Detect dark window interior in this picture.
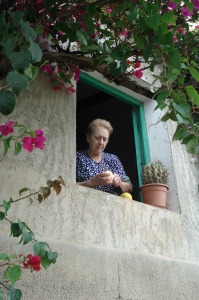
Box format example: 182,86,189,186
76,80,140,200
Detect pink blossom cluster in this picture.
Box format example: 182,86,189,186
22,254,41,271
0,121,46,153
40,64,80,93
126,60,143,79
168,0,199,17
22,129,46,152
120,29,130,38
0,121,15,136
173,27,187,43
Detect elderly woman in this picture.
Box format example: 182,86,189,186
76,118,133,196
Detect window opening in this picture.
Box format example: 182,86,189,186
76,73,150,201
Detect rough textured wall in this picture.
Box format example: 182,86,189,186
0,73,76,199
1,73,199,300
1,183,199,300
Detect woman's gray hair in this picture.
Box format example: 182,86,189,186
86,118,113,136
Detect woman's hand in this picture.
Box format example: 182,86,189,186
112,174,121,187
91,172,113,187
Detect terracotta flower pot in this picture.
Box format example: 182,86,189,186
140,183,169,208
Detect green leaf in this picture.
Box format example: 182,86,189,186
4,36,18,58
47,251,58,263
186,137,199,154
20,19,37,41
87,3,96,15
161,112,171,122
76,31,88,46
189,67,199,82
10,223,22,237
162,10,175,24
40,256,52,269
21,230,33,244
33,242,47,256
4,266,22,285
159,31,174,48
8,253,18,259
146,14,161,31
24,65,38,80
172,101,191,118
0,212,5,220
157,90,169,101
35,25,44,35
14,142,22,155
8,286,22,300
7,71,29,96
168,49,181,71
9,11,24,23
190,60,198,68
9,52,31,73
3,200,11,213
0,253,8,260
143,44,152,62
185,86,199,107
3,137,12,155
176,113,187,124
0,91,16,115
19,187,30,196
18,220,26,231
29,39,42,63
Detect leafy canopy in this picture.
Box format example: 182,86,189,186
0,0,199,155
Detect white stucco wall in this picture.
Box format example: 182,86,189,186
1,73,199,299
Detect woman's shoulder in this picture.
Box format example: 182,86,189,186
103,152,119,160
76,150,87,158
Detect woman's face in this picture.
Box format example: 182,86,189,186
87,126,109,156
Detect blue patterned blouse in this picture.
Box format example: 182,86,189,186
76,150,131,195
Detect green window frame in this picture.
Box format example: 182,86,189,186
79,72,151,197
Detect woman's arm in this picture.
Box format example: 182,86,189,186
112,174,133,194
77,172,113,188
118,181,133,193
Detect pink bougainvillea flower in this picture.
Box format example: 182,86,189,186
80,22,86,30
73,67,80,82
107,8,112,13
0,121,15,136
173,35,178,43
22,129,46,152
181,7,194,17
168,1,178,10
178,27,186,35
134,61,141,69
23,254,41,272
34,136,46,150
120,29,129,38
193,0,199,10
67,85,76,93
195,24,199,29
40,64,53,75
22,137,34,152
34,129,46,150
132,69,143,79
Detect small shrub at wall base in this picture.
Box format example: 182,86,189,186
140,160,169,208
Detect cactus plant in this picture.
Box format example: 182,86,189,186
142,160,168,185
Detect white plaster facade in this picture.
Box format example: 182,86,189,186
0,73,199,299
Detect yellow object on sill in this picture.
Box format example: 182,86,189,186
120,192,133,200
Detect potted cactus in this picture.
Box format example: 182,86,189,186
140,160,169,208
